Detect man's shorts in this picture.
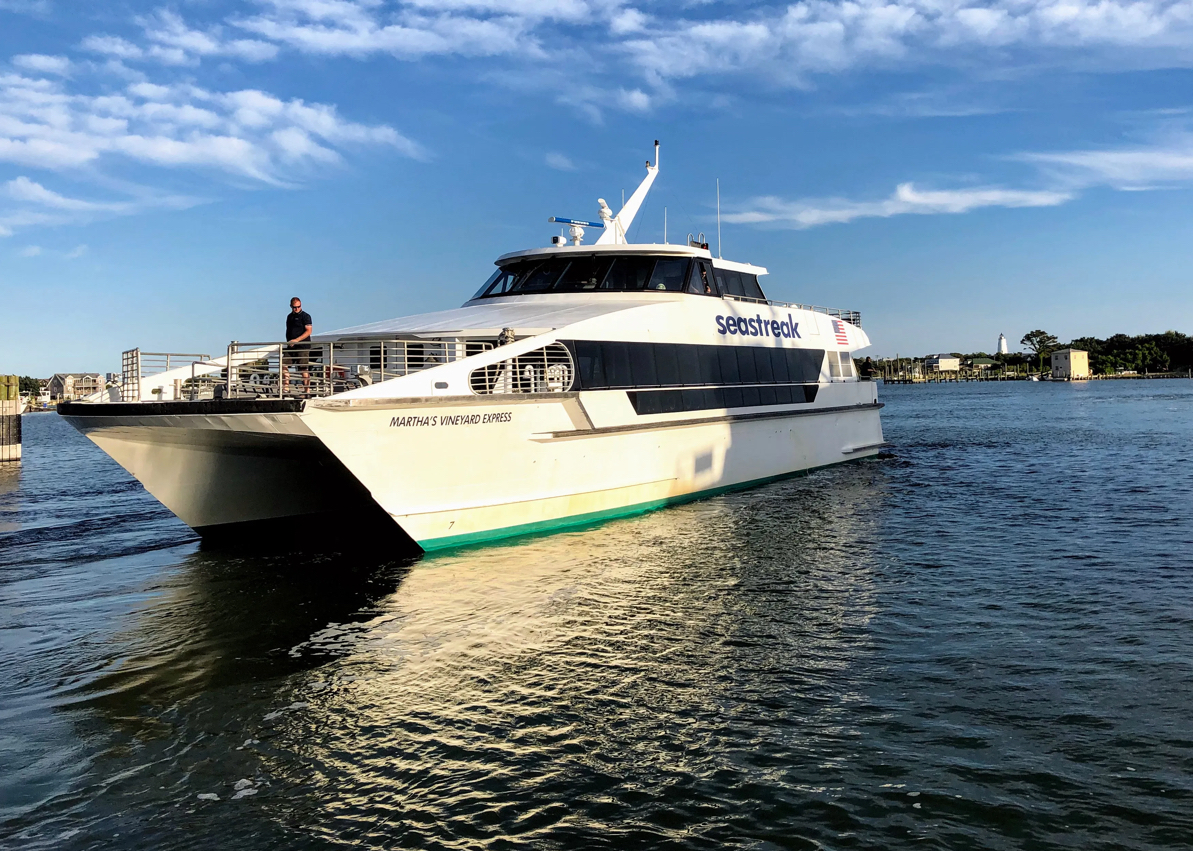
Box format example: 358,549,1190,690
285,343,311,368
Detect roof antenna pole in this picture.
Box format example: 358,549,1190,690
717,178,722,259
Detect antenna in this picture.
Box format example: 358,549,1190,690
716,178,722,259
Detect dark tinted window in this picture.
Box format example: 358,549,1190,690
512,259,569,292
686,261,715,295
740,274,766,299
602,257,655,290
718,269,745,297
628,343,658,387
556,256,614,291
718,347,740,383
736,347,758,383
754,347,775,383
561,340,827,391
473,267,517,298
771,348,790,382
698,346,723,385
602,342,634,387
654,343,681,386
573,340,604,389
677,348,702,385
647,258,691,291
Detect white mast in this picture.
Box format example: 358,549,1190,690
596,140,659,245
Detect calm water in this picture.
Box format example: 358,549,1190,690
2,380,1192,850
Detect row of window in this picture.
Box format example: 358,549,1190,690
473,255,766,300
560,340,826,390
629,384,820,416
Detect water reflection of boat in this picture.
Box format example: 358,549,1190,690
59,142,883,553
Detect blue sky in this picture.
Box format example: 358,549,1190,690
2,0,1192,375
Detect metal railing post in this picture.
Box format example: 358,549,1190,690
227,342,235,398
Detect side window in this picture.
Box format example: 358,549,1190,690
655,344,681,386
685,261,716,295
698,346,723,385
720,270,745,297
647,258,691,291
602,257,656,291
628,343,658,387
828,351,843,378
572,340,604,389
601,342,634,387
839,353,854,377
474,266,517,298
740,274,766,300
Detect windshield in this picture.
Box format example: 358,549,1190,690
473,255,763,299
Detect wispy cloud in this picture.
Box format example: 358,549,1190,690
545,151,576,171
726,182,1073,228
18,244,41,256
0,175,197,236
65,243,86,258
12,53,70,75
1022,133,1193,189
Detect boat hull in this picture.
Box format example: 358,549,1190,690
61,386,883,552
301,385,884,550
59,400,414,550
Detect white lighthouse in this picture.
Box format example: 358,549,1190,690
998,333,1008,355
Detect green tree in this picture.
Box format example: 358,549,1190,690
18,376,41,394
1020,330,1059,373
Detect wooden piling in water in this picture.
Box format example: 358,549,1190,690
0,376,22,462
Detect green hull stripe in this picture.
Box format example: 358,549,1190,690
414,453,878,552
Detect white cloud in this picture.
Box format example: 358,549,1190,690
18,244,41,256
5,175,118,210
725,182,1072,228
617,0,1193,85
545,151,576,170
0,175,198,236
0,73,423,187
610,8,647,35
65,243,87,258
12,54,70,75
233,1,540,59
81,35,144,60
1022,134,1193,189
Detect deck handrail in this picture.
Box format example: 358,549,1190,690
722,295,861,328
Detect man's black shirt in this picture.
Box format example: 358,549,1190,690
286,310,312,343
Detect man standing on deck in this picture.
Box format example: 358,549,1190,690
284,297,313,395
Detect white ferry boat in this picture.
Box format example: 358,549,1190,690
60,143,884,552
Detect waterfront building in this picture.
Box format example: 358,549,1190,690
1050,349,1089,380
924,354,960,372
968,357,997,371
47,373,102,401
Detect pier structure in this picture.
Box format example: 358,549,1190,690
1,375,21,462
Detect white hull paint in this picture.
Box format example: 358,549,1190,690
301,384,883,549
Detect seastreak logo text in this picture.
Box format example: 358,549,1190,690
716,313,801,339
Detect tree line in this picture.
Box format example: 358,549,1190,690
1016,330,1191,374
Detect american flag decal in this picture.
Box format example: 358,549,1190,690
832,319,849,345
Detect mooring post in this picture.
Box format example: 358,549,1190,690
0,375,21,463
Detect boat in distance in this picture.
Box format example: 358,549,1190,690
60,142,885,552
